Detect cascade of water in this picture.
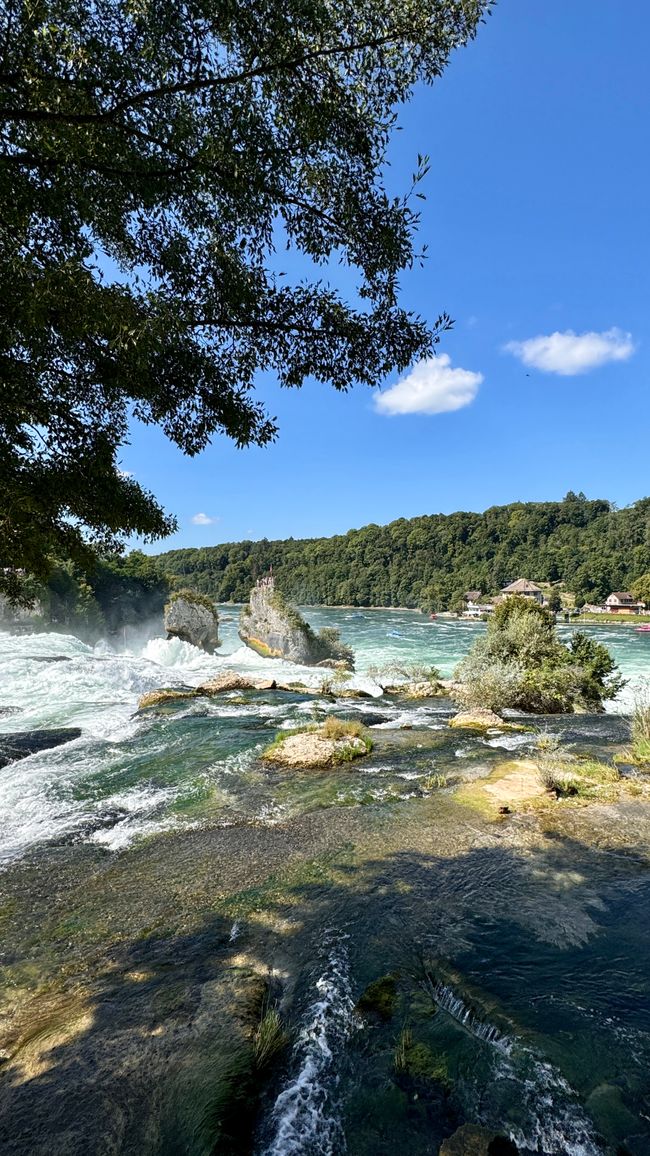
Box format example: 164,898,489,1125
424,975,601,1155
424,974,510,1050
260,932,357,1156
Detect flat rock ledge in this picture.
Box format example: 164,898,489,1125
449,708,505,729
262,731,370,769
383,679,445,700
137,672,372,711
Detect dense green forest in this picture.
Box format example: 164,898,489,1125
155,494,650,611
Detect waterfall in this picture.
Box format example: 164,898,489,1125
423,973,510,1050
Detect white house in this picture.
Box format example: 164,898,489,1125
604,592,644,615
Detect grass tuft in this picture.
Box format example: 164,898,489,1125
252,1007,289,1070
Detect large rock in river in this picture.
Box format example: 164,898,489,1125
449,708,505,729
239,581,354,668
0,728,82,768
262,721,371,768
164,591,220,653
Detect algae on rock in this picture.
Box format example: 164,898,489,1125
239,580,354,668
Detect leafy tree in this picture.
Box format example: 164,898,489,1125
547,588,562,613
632,574,650,607
154,495,650,609
1,0,492,596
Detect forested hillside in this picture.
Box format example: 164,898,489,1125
155,494,650,610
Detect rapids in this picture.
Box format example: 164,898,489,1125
1,610,650,1155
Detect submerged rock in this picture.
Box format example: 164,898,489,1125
239,580,354,668
164,590,220,653
440,1125,518,1156
449,708,505,729
0,728,82,768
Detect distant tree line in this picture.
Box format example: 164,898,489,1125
155,493,650,610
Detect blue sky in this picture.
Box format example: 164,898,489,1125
126,0,650,551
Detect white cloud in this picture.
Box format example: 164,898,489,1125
374,354,483,416
118,469,134,478
191,512,218,526
504,327,635,376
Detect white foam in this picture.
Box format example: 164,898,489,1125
262,933,356,1155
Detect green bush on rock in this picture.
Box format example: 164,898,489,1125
454,597,625,714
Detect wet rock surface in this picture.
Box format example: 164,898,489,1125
0,728,82,768
449,708,505,729
262,729,370,769
440,1124,518,1156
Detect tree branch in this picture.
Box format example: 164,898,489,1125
0,29,408,124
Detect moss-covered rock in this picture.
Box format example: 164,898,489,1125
356,974,397,1020
262,717,372,768
239,582,354,668
440,1124,518,1156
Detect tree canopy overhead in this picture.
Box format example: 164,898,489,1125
0,0,492,597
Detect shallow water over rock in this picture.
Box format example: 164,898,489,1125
1,617,650,1154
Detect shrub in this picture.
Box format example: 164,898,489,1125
454,596,624,714
535,736,619,798
626,689,650,764
317,626,355,668
367,660,441,687
453,653,525,712
321,716,366,741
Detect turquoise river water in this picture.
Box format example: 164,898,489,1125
1,610,650,1156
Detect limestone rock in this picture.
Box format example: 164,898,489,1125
384,680,443,700
263,732,369,769
239,582,354,668
198,673,277,694
439,1124,518,1156
449,708,505,729
138,688,197,710
164,592,220,653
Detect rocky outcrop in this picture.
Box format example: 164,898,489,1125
383,679,444,700
164,591,220,653
239,582,354,668
262,722,371,769
449,708,505,729
0,728,82,769
137,689,197,710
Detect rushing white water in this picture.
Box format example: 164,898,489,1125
261,933,357,1156
0,609,648,865
425,977,601,1155
425,977,510,1050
